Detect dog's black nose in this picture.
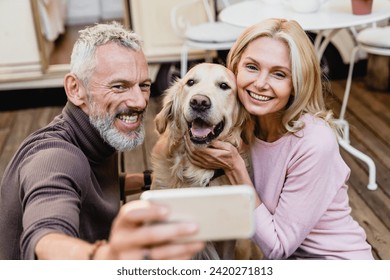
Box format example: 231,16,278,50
190,94,211,111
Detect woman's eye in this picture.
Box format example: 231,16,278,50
186,79,195,87
246,64,258,71
219,82,230,90
273,72,287,79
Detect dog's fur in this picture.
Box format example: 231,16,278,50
150,63,262,260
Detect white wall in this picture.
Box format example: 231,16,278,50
0,1,40,65
66,0,124,25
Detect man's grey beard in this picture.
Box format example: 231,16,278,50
88,103,145,152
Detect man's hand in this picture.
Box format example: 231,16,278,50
96,200,205,260
35,200,204,260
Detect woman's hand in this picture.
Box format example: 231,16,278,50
99,200,205,260
185,136,255,188
184,137,241,171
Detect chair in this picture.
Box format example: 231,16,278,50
170,0,243,77
337,25,390,191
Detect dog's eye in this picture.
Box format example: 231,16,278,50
186,79,195,87
219,83,230,90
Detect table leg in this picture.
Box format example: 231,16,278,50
314,29,342,60
338,139,378,191
335,44,377,191
340,46,359,120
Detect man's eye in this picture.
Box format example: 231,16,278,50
219,82,230,90
140,83,151,91
186,79,195,87
140,83,152,88
112,84,125,90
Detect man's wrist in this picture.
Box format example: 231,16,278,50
143,170,153,191
89,240,107,260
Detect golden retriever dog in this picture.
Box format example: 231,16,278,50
150,63,262,260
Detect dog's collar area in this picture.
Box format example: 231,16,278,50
209,168,225,183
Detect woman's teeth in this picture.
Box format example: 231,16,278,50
249,91,271,101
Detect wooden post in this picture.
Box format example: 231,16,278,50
365,54,390,91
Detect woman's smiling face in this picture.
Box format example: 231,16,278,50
236,36,293,118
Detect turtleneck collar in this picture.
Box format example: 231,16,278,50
62,101,116,163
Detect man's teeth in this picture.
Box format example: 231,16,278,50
249,92,271,101
118,114,138,123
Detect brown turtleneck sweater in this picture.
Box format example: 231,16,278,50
0,102,120,259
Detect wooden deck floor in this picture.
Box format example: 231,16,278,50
327,78,390,260
0,76,389,259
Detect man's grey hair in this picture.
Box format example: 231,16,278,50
70,21,143,85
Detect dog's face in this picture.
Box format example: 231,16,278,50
156,63,243,145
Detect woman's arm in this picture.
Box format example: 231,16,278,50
252,127,348,259
185,138,262,206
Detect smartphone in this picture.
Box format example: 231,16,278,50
140,185,256,242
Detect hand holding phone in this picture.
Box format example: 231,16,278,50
140,185,255,242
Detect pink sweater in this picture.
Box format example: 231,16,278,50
251,114,373,259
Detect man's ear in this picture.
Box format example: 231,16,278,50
64,73,86,107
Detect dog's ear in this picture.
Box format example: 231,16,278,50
154,80,180,134
155,94,172,134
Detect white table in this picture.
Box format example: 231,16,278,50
219,0,390,59
219,0,390,190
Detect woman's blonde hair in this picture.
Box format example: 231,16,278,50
227,18,340,139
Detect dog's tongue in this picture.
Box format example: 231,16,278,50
191,121,213,138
